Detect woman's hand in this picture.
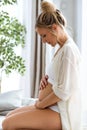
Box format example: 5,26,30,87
40,75,49,90
35,100,44,109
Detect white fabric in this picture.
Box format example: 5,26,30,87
46,37,81,130
49,104,60,113
0,116,5,130
0,90,23,111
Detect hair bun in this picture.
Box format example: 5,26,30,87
41,1,56,13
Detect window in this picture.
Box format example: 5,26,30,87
1,1,23,92
1,0,32,97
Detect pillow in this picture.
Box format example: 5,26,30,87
0,110,13,116
22,98,38,106
0,89,23,112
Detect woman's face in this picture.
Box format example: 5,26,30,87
36,27,57,47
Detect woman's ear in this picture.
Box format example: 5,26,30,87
52,24,57,31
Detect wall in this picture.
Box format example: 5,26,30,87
53,0,82,50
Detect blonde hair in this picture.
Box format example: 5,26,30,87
35,1,67,29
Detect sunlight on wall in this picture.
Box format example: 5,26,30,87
81,0,87,111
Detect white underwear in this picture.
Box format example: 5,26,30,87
49,104,60,113
31,98,60,113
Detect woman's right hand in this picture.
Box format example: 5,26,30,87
40,75,49,90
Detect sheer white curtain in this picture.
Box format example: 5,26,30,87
1,1,24,92
19,0,32,97
81,0,87,127
81,0,87,110
1,0,32,97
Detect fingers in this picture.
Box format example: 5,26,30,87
40,80,46,89
40,75,49,90
42,75,48,86
45,75,49,80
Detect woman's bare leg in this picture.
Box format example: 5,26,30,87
7,83,53,118
6,105,37,117
2,106,62,130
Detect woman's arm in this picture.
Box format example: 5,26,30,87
38,82,53,101
36,82,61,109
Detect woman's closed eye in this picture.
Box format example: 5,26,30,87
42,34,46,38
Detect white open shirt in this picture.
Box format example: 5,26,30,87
46,37,81,130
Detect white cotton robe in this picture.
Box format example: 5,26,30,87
46,37,82,130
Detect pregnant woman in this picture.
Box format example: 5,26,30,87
2,1,81,130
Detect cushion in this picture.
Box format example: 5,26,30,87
0,116,5,129
0,110,12,116
22,98,38,106
0,89,23,115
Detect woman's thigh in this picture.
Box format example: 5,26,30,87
2,107,62,130
6,105,37,117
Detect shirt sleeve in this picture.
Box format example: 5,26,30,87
52,48,79,101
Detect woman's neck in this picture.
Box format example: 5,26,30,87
57,31,69,47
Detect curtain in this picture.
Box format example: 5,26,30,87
1,0,24,93
81,0,87,127
18,0,32,97
30,0,46,98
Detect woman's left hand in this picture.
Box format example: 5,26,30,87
40,75,49,90
35,100,44,109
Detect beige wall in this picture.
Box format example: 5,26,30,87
53,0,82,50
